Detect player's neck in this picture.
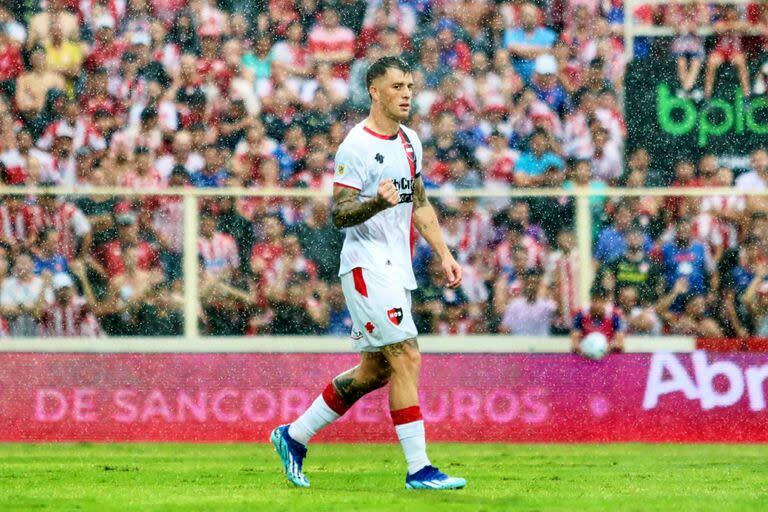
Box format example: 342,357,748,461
365,109,400,137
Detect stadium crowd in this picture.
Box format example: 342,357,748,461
0,0,768,338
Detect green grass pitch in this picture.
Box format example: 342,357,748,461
0,443,766,511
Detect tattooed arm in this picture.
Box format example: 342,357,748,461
411,177,463,288
331,181,400,229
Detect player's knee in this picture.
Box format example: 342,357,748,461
391,347,421,375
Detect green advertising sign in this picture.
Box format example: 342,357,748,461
626,59,768,167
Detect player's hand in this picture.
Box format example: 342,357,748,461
441,253,463,289
374,180,400,209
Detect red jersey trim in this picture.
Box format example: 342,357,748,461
363,126,399,140
333,182,361,191
352,267,368,297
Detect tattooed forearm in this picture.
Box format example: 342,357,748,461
412,176,429,209
332,186,387,229
332,366,389,403
381,338,419,358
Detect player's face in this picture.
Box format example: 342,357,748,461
373,68,414,122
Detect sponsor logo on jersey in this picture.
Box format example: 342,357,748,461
351,329,364,340
387,308,403,326
375,153,384,164
391,177,414,204
364,322,376,333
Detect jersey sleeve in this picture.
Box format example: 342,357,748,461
333,143,367,191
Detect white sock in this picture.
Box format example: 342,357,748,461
395,420,431,475
288,385,348,445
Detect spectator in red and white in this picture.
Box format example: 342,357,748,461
454,197,493,262
476,130,519,210
250,214,286,283
27,0,79,49
125,79,178,132
1,128,53,185
154,130,204,178
704,5,751,101
120,146,166,189
545,228,579,334
0,252,46,336
81,68,120,118
287,149,334,191
198,212,240,279
38,267,104,338
307,7,355,79
272,21,313,79
38,99,107,154
113,105,163,156
0,24,24,97
736,149,768,212
590,126,622,185
429,75,475,128
43,125,77,185
96,208,159,278
563,89,622,160
85,15,127,76
34,194,91,259
561,5,599,66
682,170,740,263
0,195,39,254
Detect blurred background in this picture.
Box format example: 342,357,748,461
0,0,768,443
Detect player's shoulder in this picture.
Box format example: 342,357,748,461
336,123,370,158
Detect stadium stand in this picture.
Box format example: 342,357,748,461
0,0,767,342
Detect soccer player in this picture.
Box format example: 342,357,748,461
270,56,466,490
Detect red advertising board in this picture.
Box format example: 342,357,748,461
1,352,767,442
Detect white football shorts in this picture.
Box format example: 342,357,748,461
340,266,418,352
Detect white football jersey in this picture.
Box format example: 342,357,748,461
333,121,422,290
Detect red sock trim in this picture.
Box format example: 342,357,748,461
321,383,353,416
391,406,422,426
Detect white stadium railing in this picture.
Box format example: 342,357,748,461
0,185,753,352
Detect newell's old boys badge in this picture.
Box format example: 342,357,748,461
387,308,403,326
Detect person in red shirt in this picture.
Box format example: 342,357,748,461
96,211,159,278
429,75,476,126
0,28,23,97
307,7,355,80
84,15,127,75
250,215,286,281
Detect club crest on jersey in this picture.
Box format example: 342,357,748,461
375,153,384,164
387,308,403,326
337,164,345,175
364,321,376,333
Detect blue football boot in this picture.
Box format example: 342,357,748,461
270,424,310,488
405,465,466,490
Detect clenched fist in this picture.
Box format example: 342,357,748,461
375,180,400,208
